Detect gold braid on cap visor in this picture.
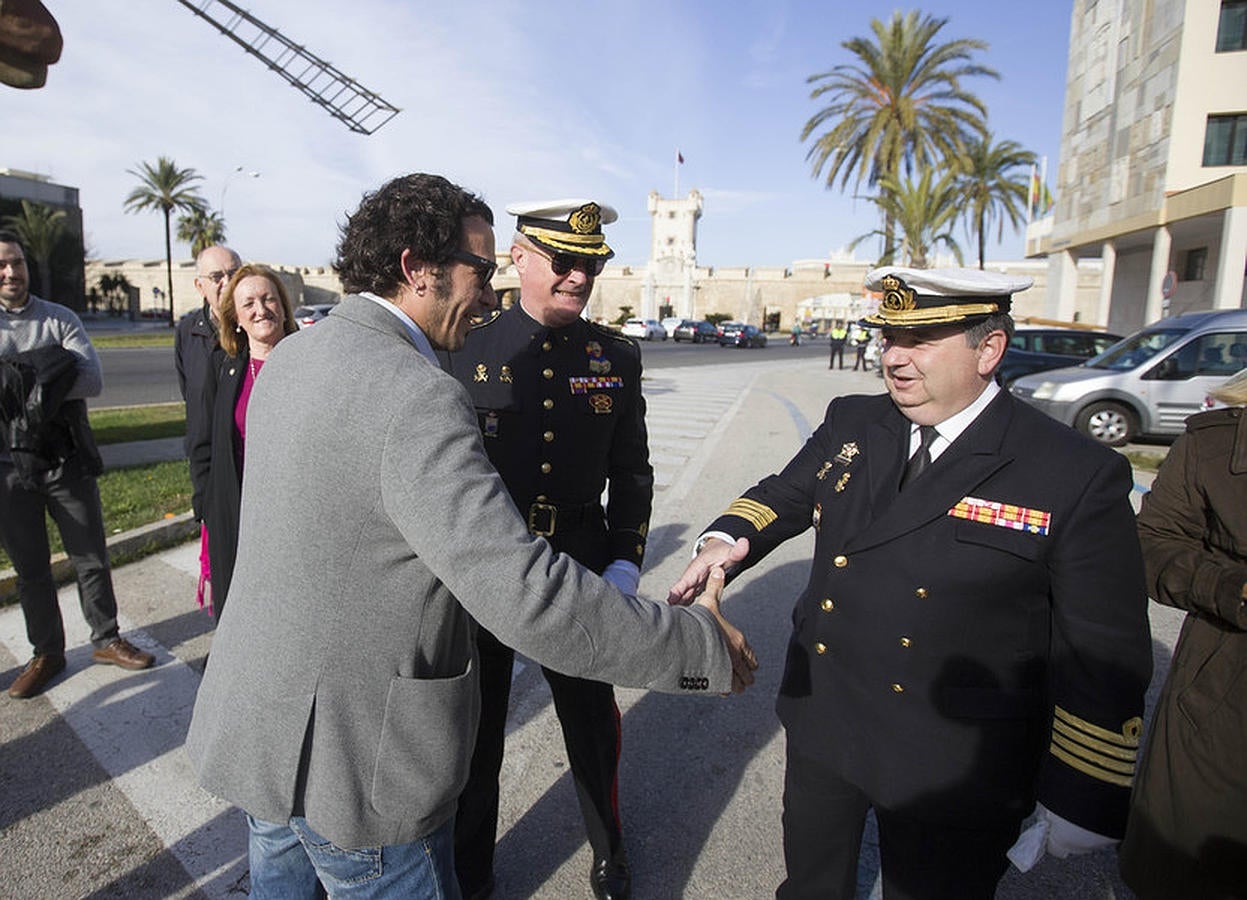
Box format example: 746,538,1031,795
519,224,614,256
862,302,1002,326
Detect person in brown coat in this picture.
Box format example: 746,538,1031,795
1119,368,1247,899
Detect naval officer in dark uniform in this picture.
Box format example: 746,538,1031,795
669,268,1154,899
442,199,650,900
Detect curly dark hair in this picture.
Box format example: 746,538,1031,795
333,173,494,296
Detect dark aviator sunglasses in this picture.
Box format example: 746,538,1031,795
533,245,607,277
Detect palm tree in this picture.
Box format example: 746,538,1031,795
955,134,1036,269
3,199,66,300
176,205,227,259
124,157,205,324
850,168,964,269
800,10,996,259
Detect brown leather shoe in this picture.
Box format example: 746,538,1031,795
8,653,67,699
92,637,155,671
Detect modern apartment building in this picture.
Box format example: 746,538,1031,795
1031,0,1247,333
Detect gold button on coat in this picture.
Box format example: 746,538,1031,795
542,368,554,379
540,463,551,474
833,555,848,568
815,643,827,655
543,398,554,410
891,683,905,693
899,637,912,648
541,340,552,352
543,431,554,442
915,587,929,599
821,598,835,612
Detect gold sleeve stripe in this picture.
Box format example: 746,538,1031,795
1050,732,1136,775
1051,718,1138,762
723,499,778,532
1049,742,1134,788
1053,707,1142,748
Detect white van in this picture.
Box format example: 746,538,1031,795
1009,309,1247,446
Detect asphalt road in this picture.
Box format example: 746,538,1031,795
94,333,840,408
0,359,1172,899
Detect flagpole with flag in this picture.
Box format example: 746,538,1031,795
674,149,683,198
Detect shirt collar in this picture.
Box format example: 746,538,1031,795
358,291,438,365
911,380,1000,460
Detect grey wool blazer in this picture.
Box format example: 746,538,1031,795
185,295,731,849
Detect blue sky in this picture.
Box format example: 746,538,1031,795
6,0,1074,269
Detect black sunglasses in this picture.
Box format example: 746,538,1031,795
533,245,607,277
448,250,498,287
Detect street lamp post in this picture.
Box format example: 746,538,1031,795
219,165,260,219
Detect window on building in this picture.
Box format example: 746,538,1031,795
1217,1,1247,52
1182,247,1208,281
1203,113,1247,166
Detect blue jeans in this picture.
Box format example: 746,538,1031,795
247,814,460,900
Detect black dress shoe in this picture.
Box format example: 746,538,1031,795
590,854,631,900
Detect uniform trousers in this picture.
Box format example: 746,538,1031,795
778,743,1022,900
455,629,622,888
455,523,622,894
0,463,119,656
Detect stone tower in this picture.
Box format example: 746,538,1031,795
644,189,702,319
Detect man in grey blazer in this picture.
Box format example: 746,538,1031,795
184,173,756,900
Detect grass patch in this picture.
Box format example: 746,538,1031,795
90,403,186,444
0,460,192,571
90,331,176,349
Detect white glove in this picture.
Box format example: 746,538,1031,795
1007,803,1116,873
602,559,640,598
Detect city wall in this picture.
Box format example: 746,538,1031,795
86,256,1108,330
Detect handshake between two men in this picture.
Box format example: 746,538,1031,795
670,536,758,695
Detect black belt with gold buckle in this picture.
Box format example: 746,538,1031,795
527,501,598,537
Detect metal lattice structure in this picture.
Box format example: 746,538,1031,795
174,0,400,135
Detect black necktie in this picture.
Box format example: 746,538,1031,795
900,425,939,491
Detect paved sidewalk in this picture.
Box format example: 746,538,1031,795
0,359,1173,899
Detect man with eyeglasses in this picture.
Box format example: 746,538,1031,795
186,176,755,899
175,245,241,475
442,199,650,900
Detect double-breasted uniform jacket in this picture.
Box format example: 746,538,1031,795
1119,406,1247,898
441,303,652,571
185,296,729,851
187,347,247,613
706,389,1152,835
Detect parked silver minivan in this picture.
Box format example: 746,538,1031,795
1009,309,1247,446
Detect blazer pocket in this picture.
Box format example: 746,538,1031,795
954,520,1043,561
370,661,479,818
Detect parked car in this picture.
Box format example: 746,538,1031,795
1009,309,1247,446
621,318,667,340
719,322,768,348
294,303,337,328
673,320,718,343
997,325,1123,386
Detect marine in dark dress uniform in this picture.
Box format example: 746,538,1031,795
668,267,1153,900
443,199,651,900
